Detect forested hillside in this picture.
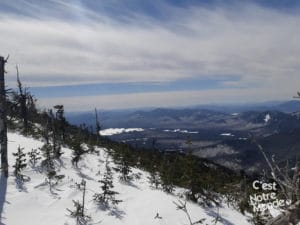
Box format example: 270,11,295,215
0,62,259,225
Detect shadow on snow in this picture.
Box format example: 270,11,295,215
0,174,7,225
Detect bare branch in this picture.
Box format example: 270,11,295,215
173,199,206,225
266,200,300,225
249,135,291,200
4,54,9,63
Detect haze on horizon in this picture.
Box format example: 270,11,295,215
1,0,300,111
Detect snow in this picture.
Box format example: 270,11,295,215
264,114,271,123
163,129,199,134
0,132,252,225
100,128,144,136
220,133,235,137
238,137,248,140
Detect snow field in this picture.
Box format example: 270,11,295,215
0,132,251,225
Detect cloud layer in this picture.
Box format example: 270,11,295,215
0,0,299,109
38,87,291,111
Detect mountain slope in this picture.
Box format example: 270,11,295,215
0,132,251,225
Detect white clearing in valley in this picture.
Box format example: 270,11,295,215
100,128,144,136
264,114,271,123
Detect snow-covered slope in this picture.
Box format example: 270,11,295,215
0,132,251,225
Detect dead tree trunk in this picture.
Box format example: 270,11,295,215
16,65,28,133
95,108,101,143
0,56,8,177
82,179,86,218
252,138,300,225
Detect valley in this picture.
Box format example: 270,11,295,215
67,101,300,172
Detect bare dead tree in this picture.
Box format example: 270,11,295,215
251,137,300,225
266,200,300,225
173,199,206,225
0,55,8,177
15,65,29,133
95,108,101,143
293,91,300,99
68,179,90,225
253,92,300,225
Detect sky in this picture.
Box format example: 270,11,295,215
0,0,300,111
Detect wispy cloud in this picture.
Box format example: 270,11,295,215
38,87,291,111
0,0,299,109
29,76,239,98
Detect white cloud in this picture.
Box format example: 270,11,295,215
0,0,299,108
38,87,293,111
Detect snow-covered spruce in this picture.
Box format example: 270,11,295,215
12,145,27,180
93,157,122,208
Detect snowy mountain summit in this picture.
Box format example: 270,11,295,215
0,132,251,225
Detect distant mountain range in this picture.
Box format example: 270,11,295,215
66,100,300,128
66,100,300,172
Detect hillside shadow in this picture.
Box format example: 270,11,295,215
76,170,94,181
15,175,31,192
0,174,7,225
119,180,140,190
108,206,126,220
206,209,234,225
15,178,27,192
96,203,126,220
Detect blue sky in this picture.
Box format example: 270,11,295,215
0,0,300,111
30,76,241,98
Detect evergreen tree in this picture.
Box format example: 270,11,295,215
114,148,133,182
26,92,38,125
183,152,203,202
40,143,64,190
40,110,51,145
146,151,162,189
86,125,96,152
115,158,133,182
49,109,63,159
160,157,175,193
148,170,161,189
70,140,85,167
93,159,121,207
147,157,161,189
13,145,27,179
40,143,55,183
41,143,54,172
27,148,42,167
53,105,67,142
95,108,101,144
182,138,203,202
